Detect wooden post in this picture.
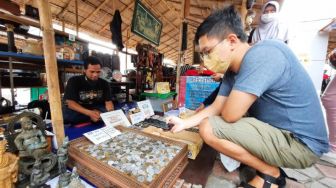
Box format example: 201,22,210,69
5,24,15,106
36,0,65,146
241,0,248,28
176,0,187,105
75,0,79,36
126,30,129,70
62,19,65,32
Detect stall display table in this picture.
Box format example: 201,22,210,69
68,126,188,188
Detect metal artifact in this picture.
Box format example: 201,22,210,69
30,159,50,187
57,171,71,188
68,167,85,188
57,137,69,174
6,112,57,178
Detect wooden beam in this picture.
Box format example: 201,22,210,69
0,11,40,28
184,0,190,18
79,0,109,26
57,0,73,18
161,0,181,19
0,0,20,15
75,0,78,35
36,0,65,146
0,10,84,41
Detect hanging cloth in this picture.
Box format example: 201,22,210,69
110,10,124,51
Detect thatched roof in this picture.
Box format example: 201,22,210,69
7,0,270,64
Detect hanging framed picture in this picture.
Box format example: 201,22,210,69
131,0,162,45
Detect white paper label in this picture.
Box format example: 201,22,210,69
100,109,131,127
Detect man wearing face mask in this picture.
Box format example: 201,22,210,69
166,5,328,188
251,1,289,44
63,56,114,124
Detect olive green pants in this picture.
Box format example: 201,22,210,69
210,117,319,169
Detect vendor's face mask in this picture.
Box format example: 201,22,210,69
202,39,231,74
261,13,278,24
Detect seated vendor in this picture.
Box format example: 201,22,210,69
62,56,114,124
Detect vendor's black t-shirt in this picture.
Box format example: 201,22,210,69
63,75,112,109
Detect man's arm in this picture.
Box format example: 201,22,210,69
221,90,257,123
105,101,114,112
168,95,226,132
203,85,220,106
66,100,100,121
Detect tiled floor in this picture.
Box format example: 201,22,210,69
204,152,336,188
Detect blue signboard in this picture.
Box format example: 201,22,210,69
184,76,220,110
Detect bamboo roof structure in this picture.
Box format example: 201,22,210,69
7,0,270,64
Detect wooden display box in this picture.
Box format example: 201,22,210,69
143,126,203,160
68,126,188,188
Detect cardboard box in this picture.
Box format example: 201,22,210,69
143,126,203,160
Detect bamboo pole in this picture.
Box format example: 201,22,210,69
36,0,65,146
75,0,79,36
176,0,187,105
5,24,15,107
241,0,247,28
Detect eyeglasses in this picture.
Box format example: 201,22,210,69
200,39,225,60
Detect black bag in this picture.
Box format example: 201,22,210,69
0,97,13,114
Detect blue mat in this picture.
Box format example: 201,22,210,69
64,122,104,141
63,102,137,141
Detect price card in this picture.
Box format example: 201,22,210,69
137,100,154,118
100,110,131,127
83,126,121,145
129,111,145,125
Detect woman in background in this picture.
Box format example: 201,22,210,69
322,49,336,154
251,1,289,44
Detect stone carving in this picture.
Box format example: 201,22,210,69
57,137,69,174
0,140,19,188
56,137,72,188
30,159,50,187
68,167,85,188
7,112,56,177
14,116,48,159
57,171,71,188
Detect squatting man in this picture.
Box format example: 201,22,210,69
166,5,328,188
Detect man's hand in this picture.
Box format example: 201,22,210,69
166,116,186,133
211,73,223,82
88,109,101,122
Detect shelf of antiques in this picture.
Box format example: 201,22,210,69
68,126,188,188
